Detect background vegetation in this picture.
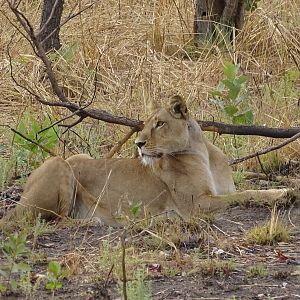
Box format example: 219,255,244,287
0,0,299,180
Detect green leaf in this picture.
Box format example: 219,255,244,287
0,268,8,277
210,98,225,111
215,81,225,93
14,114,58,158
223,62,240,80
30,117,41,139
48,261,61,277
45,282,55,291
130,201,142,217
226,83,241,100
211,90,222,97
232,110,254,124
224,105,238,117
16,262,31,273
61,41,80,62
55,282,63,289
15,121,26,146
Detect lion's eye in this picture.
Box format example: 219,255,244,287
155,121,165,128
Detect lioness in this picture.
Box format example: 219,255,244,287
1,96,288,227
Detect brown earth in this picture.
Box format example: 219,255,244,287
0,187,300,300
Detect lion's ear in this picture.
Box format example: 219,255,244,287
169,95,189,119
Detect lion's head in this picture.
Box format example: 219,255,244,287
135,96,202,166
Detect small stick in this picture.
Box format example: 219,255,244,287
106,128,137,158
229,131,300,165
121,231,127,300
104,264,114,288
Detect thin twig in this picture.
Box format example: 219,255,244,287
1,124,56,156
106,128,136,158
229,131,300,165
104,264,114,288
121,231,127,300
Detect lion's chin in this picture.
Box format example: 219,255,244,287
139,153,161,167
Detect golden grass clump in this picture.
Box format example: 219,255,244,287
247,206,291,245
0,0,299,166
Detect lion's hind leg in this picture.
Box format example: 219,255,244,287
0,157,76,228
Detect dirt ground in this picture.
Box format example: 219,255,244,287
0,177,300,300
1,201,299,300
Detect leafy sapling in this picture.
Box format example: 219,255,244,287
0,232,31,294
210,62,254,125
14,113,59,163
45,261,67,295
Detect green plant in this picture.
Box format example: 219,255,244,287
248,264,268,277
263,68,299,111
123,268,152,300
232,169,246,186
45,261,67,295
14,113,58,163
31,214,53,250
49,40,80,63
210,62,254,125
0,232,31,294
99,238,118,272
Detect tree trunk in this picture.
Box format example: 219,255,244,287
194,0,246,45
38,0,64,52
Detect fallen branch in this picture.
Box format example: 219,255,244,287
229,131,300,165
120,231,128,300
198,121,300,138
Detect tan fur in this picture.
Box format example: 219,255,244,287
1,96,289,227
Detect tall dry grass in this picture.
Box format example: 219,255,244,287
0,0,299,169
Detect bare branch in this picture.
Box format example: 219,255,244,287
229,131,300,165
199,121,300,138
61,117,86,134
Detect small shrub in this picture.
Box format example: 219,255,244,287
210,62,254,125
14,113,58,165
123,268,152,300
45,261,67,295
0,232,31,294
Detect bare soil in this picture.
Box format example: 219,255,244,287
1,190,300,300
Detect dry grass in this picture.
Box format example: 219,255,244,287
0,0,299,170
247,205,292,245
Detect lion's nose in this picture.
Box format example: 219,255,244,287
136,141,146,149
